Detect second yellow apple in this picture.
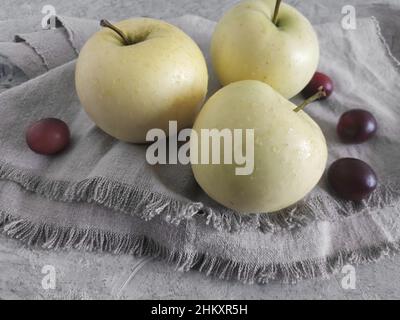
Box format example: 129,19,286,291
211,0,319,99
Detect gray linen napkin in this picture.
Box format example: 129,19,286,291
0,14,399,284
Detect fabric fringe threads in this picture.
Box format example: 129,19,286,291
0,210,398,284
0,161,400,235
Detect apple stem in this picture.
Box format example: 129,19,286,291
272,0,282,25
294,86,327,112
100,19,131,46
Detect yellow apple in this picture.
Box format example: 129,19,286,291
191,80,327,213
211,0,319,99
75,18,208,143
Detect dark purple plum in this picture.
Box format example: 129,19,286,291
337,109,377,144
26,118,70,155
327,158,377,201
302,72,333,99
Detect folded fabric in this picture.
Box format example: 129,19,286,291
0,14,399,283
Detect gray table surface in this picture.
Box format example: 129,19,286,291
1,0,400,300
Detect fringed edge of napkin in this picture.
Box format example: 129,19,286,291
1,161,400,235
0,209,397,284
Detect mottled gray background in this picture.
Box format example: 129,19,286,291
1,0,400,300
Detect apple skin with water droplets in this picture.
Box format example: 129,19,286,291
75,18,208,143
191,80,327,213
211,0,320,99
26,118,70,155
